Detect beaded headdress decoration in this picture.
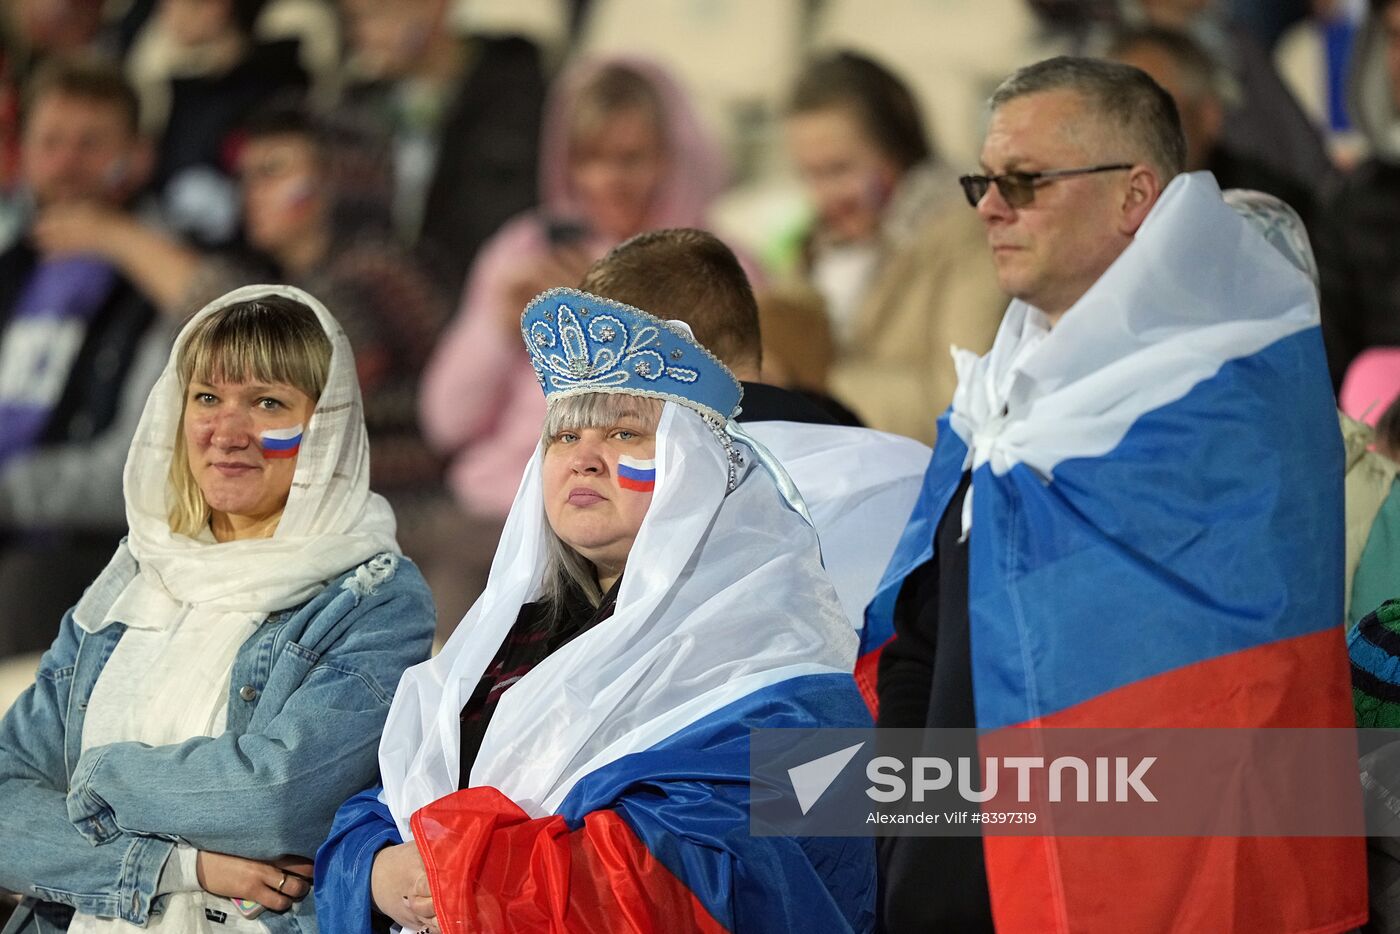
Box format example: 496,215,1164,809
522,288,743,423
522,287,746,487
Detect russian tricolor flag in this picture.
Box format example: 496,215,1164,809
617,455,656,492
317,673,876,933
260,424,303,459
866,175,1365,933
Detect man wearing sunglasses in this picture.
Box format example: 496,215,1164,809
873,56,1361,933
958,62,1177,325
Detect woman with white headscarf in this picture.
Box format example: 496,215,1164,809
318,289,875,933
0,285,435,933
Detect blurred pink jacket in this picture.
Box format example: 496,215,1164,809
1340,347,1400,427
419,56,738,517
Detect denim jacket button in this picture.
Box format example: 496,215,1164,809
238,685,258,702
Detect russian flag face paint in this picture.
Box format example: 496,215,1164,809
260,424,304,459
616,455,656,493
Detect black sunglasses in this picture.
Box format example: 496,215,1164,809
958,163,1134,208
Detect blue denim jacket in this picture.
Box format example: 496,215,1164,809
0,545,435,933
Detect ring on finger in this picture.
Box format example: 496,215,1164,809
276,871,287,895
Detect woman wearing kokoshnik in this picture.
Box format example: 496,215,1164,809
0,284,434,933
317,288,876,932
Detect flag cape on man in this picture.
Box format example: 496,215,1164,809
867,173,1365,933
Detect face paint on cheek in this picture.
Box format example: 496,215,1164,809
260,424,304,459
616,455,656,492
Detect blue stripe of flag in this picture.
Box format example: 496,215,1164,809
617,461,656,484
262,433,302,452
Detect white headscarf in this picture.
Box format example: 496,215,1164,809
76,283,399,633
380,402,855,836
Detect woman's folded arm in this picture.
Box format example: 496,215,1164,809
64,578,434,859
0,613,178,924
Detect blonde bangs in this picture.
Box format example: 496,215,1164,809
178,300,331,402
542,392,663,445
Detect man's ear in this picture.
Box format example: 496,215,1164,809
1118,164,1163,236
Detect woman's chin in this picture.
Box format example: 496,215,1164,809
200,488,254,514
201,491,278,524
566,539,629,571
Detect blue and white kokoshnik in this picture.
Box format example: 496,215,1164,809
522,288,742,423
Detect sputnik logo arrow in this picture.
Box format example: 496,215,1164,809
788,742,866,815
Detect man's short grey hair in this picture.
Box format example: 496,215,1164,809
989,55,1187,181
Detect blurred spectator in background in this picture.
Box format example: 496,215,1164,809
338,0,546,295
420,56,732,520
0,59,170,657
1132,0,1336,188
1380,393,1400,461
124,0,308,247
1227,0,1313,51
1271,0,1366,166
34,99,449,509
1047,0,1334,191
1107,26,1319,227
1316,0,1400,388
575,0,806,175
2,0,110,62
774,51,1004,444
1341,347,1400,426
0,0,113,245
35,97,469,629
